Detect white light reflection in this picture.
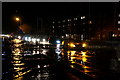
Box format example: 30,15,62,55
42,49,47,55
56,40,60,44
37,51,39,54
56,44,60,48
18,36,21,39
25,37,28,41
28,37,31,42
33,50,36,55
38,65,40,68
37,38,40,42
43,39,46,42
32,38,36,43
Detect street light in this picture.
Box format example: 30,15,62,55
16,17,20,21
15,17,21,26
15,17,23,34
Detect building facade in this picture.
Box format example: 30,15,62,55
49,15,93,40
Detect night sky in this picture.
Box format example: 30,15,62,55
2,2,117,34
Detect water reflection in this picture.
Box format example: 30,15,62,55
3,37,118,80
66,49,96,78
34,64,52,80
11,39,32,79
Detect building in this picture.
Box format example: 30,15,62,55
92,2,120,41
49,15,93,40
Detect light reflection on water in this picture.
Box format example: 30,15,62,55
11,43,26,79
66,49,96,78
3,38,100,80
9,39,55,80
35,64,51,80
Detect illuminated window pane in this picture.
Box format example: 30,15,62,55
68,19,70,22
89,21,92,24
53,26,54,28
63,20,65,22
118,28,120,30
81,16,85,19
74,18,77,20
118,14,120,17
53,21,55,24
118,21,120,24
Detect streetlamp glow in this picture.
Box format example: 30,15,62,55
16,17,20,21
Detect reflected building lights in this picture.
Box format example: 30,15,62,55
28,37,31,41
81,51,86,56
42,49,47,55
11,41,28,79
82,43,87,47
68,43,75,47
43,39,46,42
12,39,22,43
70,51,76,56
37,38,40,42
82,57,87,62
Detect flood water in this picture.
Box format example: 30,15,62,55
2,38,120,80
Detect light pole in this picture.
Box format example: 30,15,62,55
15,17,22,34
15,17,21,26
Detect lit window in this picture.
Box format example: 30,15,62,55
81,35,83,40
112,34,115,37
112,34,117,37
74,18,77,20
68,19,71,22
66,34,69,37
118,21,120,24
118,14,120,17
68,19,70,22
118,28,120,31
83,16,85,18
81,16,85,19
89,21,92,24
63,20,65,22
81,17,83,19
53,26,54,28
53,21,55,24
74,18,75,20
